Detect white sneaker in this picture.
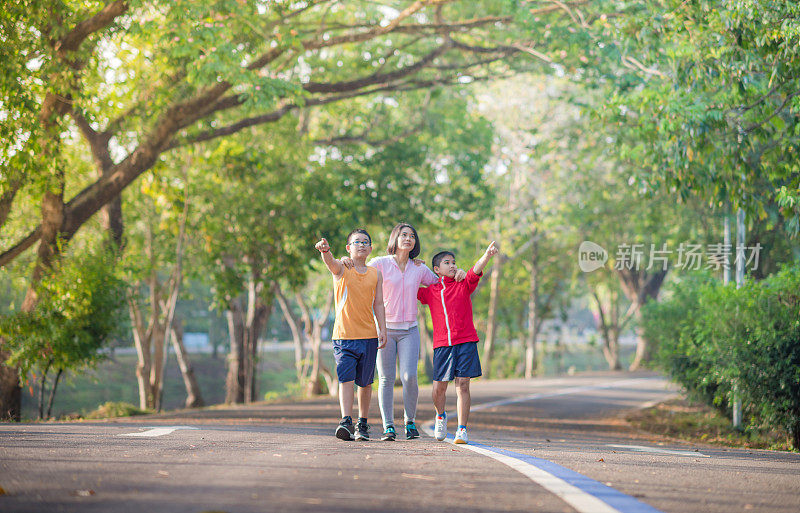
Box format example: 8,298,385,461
454,427,469,444
434,413,447,441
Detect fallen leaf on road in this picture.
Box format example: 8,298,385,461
157,471,169,478
0,486,5,495
597,458,605,462
72,489,95,497
401,473,436,481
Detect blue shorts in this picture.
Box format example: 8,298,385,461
333,338,379,387
433,342,482,382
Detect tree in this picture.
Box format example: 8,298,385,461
123,161,203,410
1,0,547,417
594,1,800,231
0,244,127,419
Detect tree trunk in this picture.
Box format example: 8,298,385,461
297,290,334,396
0,347,22,421
592,290,621,371
524,231,539,379
38,361,52,420
225,299,245,404
418,310,434,382
616,268,667,371
274,283,306,381
482,255,503,379
169,320,204,408
151,327,168,411
129,292,153,410
46,368,63,419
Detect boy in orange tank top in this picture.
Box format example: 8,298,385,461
315,229,387,441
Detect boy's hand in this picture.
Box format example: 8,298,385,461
341,256,354,268
315,238,330,253
377,329,387,349
454,268,467,281
472,241,498,276
413,258,425,266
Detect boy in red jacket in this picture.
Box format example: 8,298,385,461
417,241,498,444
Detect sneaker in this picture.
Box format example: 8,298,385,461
454,427,469,444
355,420,370,441
434,413,447,441
405,421,420,440
381,425,396,441
336,417,355,441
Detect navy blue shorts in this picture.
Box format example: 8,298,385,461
433,342,482,382
333,338,379,387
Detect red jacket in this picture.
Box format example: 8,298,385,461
417,268,482,348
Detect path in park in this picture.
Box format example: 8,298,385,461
1,371,799,513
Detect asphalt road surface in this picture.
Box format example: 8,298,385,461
2,371,799,513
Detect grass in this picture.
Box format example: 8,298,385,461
627,397,794,452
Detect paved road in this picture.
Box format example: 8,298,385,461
1,371,798,513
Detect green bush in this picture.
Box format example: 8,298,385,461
0,245,128,417
84,401,150,419
643,266,800,450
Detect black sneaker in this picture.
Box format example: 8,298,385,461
381,425,396,441
336,417,355,441
355,420,370,441
405,421,420,439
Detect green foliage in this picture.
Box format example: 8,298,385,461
642,273,722,406
644,266,800,449
83,401,150,419
0,244,128,378
590,1,800,232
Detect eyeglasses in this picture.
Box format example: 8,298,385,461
349,241,371,247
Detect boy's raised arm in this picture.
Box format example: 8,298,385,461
315,238,343,277
373,272,388,349
473,240,499,275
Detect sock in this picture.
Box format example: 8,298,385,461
458,425,467,430
358,417,367,425
437,411,446,419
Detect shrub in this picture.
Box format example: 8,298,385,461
0,245,128,418
643,266,800,450
84,401,150,419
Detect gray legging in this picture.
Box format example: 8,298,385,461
376,326,420,428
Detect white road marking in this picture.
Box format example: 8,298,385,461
608,444,709,458
421,423,661,513
421,376,674,513
464,442,623,513
118,426,199,437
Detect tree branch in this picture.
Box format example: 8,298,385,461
55,1,128,53
0,227,42,268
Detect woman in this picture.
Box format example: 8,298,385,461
345,222,464,440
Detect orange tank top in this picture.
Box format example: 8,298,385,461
332,266,379,340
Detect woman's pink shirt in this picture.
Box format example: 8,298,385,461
368,255,439,325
